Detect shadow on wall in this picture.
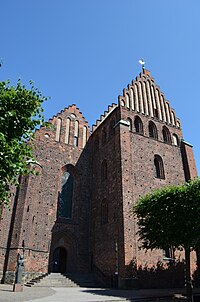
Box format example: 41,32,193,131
125,259,185,289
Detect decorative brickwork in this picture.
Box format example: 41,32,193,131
0,69,197,288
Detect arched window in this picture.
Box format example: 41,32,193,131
58,171,74,219
134,116,143,134
65,118,71,144
82,126,87,148
154,155,165,179
101,160,107,181
101,199,108,225
126,93,130,108
74,120,79,147
172,134,179,146
102,127,107,144
127,118,132,131
55,117,62,142
109,120,115,137
162,126,171,144
149,121,158,139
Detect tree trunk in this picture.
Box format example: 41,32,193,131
185,247,192,301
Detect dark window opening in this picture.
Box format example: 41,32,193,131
149,121,158,140
162,126,172,144
134,116,143,134
154,155,165,179
58,171,74,219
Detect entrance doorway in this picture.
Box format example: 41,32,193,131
53,247,67,273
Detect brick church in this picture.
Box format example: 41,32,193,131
0,68,197,287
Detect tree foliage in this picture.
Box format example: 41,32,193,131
0,80,47,205
133,178,200,299
133,178,200,251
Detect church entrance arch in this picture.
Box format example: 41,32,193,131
53,247,67,273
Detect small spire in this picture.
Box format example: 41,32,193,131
139,59,145,72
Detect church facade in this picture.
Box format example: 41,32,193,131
0,68,197,287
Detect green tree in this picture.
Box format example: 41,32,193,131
0,80,47,206
133,178,200,300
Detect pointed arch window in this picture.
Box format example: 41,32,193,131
55,118,62,142
65,118,71,144
134,116,143,134
154,155,165,179
149,121,158,140
74,120,79,147
101,199,108,225
58,171,74,219
82,126,87,148
162,126,171,144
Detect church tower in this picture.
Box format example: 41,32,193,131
90,68,197,287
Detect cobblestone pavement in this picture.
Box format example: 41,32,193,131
0,285,198,302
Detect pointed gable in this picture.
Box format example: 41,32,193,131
118,69,181,129
35,104,90,148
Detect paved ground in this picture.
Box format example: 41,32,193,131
0,284,198,302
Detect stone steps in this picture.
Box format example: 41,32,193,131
25,272,78,287
64,273,98,288
25,272,98,288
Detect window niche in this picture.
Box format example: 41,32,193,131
172,134,179,146
74,120,79,147
134,116,143,134
55,117,62,142
154,155,165,179
58,171,74,219
162,126,172,144
149,121,158,140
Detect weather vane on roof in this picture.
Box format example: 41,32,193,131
139,59,145,71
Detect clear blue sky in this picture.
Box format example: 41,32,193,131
1,0,200,174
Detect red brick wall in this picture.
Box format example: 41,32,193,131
0,105,91,282
89,107,126,283
181,141,198,181
120,106,186,270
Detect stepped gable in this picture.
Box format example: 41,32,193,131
92,103,117,132
38,104,90,130
118,69,181,129
35,104,90,146
49,104,89,127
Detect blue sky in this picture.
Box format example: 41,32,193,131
1,0,200,174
